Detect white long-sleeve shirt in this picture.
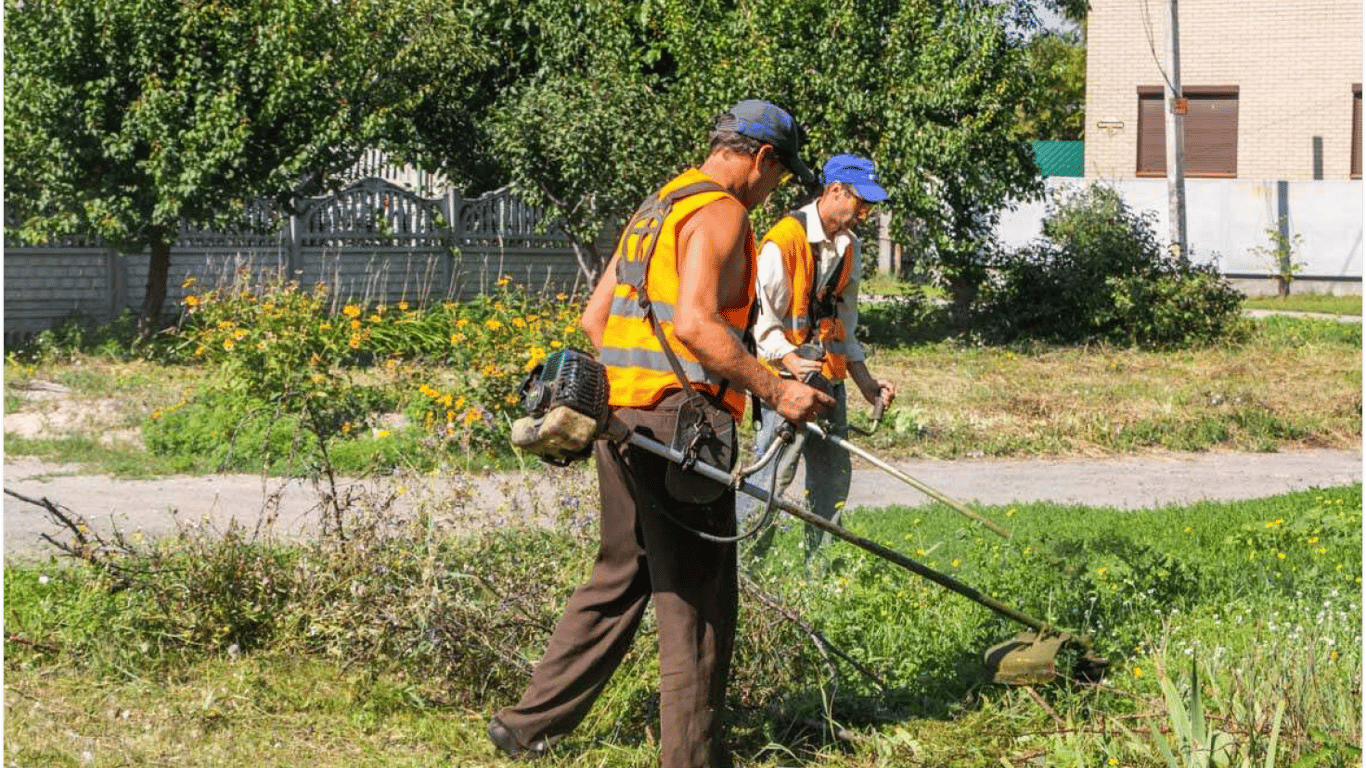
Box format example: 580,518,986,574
752,200,866,366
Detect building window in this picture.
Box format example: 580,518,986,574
1137,86,1239,178
1352,84,1361,179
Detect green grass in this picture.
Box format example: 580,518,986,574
1244,292,1363,315
6,485,1360,767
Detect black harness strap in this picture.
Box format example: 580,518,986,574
615,179,738,465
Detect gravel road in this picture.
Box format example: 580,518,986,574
5,447,1360,560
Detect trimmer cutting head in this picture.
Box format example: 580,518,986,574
984,630,1110,685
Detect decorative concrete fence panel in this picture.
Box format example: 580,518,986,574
4,179,588,345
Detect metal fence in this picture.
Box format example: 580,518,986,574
4,179,604,344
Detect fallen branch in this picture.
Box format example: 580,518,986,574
741,575,889,692
4,632,60,654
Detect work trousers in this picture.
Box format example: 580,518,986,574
496,398,739,768
737,381,851,559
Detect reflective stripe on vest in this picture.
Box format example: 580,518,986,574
603,168,755,421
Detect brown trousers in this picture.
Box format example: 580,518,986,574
496,398,739,768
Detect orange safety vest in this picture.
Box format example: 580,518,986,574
598,169,756,422
760,211,854,381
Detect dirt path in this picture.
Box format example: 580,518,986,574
5,448,1360,560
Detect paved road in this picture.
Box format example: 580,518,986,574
5,448,1360,560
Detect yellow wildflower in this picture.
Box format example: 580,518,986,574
184,295,199,307
223,338,236,351
349,335,361,349
343,305,361,318
486,318,504,331
398,300,409,311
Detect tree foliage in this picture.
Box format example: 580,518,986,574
3,0,467,333
1019,31,1087,141
412,0,1054,298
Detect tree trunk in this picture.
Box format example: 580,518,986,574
137,238,172,339
945,271,980,332
568,237,605,288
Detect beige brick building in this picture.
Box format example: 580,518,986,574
1085,0,1362,181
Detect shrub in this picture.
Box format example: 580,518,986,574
976,184,1249,349
150,269,591,473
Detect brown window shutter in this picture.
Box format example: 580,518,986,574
1185,94,1238,177
1137,90,1166,176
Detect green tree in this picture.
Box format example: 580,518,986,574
1019,31,1087,141
3,0,459,335
414,0,1054,311
480,0,691,283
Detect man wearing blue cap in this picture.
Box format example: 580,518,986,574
738,154,898,559
488,100,831,768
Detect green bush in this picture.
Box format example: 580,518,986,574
147,270,591,473
977,184,1249,349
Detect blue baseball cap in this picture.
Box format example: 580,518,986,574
714,100,818,187
822,154,889,203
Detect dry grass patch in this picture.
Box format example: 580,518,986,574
861,320,1360,457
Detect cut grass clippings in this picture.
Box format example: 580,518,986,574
5,484,1360,768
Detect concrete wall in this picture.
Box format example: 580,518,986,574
1085,0,1361,182
996,178,1363,295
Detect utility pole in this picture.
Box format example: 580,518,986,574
1164,0,1188,257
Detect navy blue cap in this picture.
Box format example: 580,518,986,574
822,154,889,203
714,100,817,187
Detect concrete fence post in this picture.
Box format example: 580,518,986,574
107,248,127,322
287,212,301,278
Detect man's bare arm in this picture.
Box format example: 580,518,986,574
672,200,833,424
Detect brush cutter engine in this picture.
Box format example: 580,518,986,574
511,348,611,465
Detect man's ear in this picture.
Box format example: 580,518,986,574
755,143,778,170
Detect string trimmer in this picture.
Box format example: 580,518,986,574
511,349,1108,685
